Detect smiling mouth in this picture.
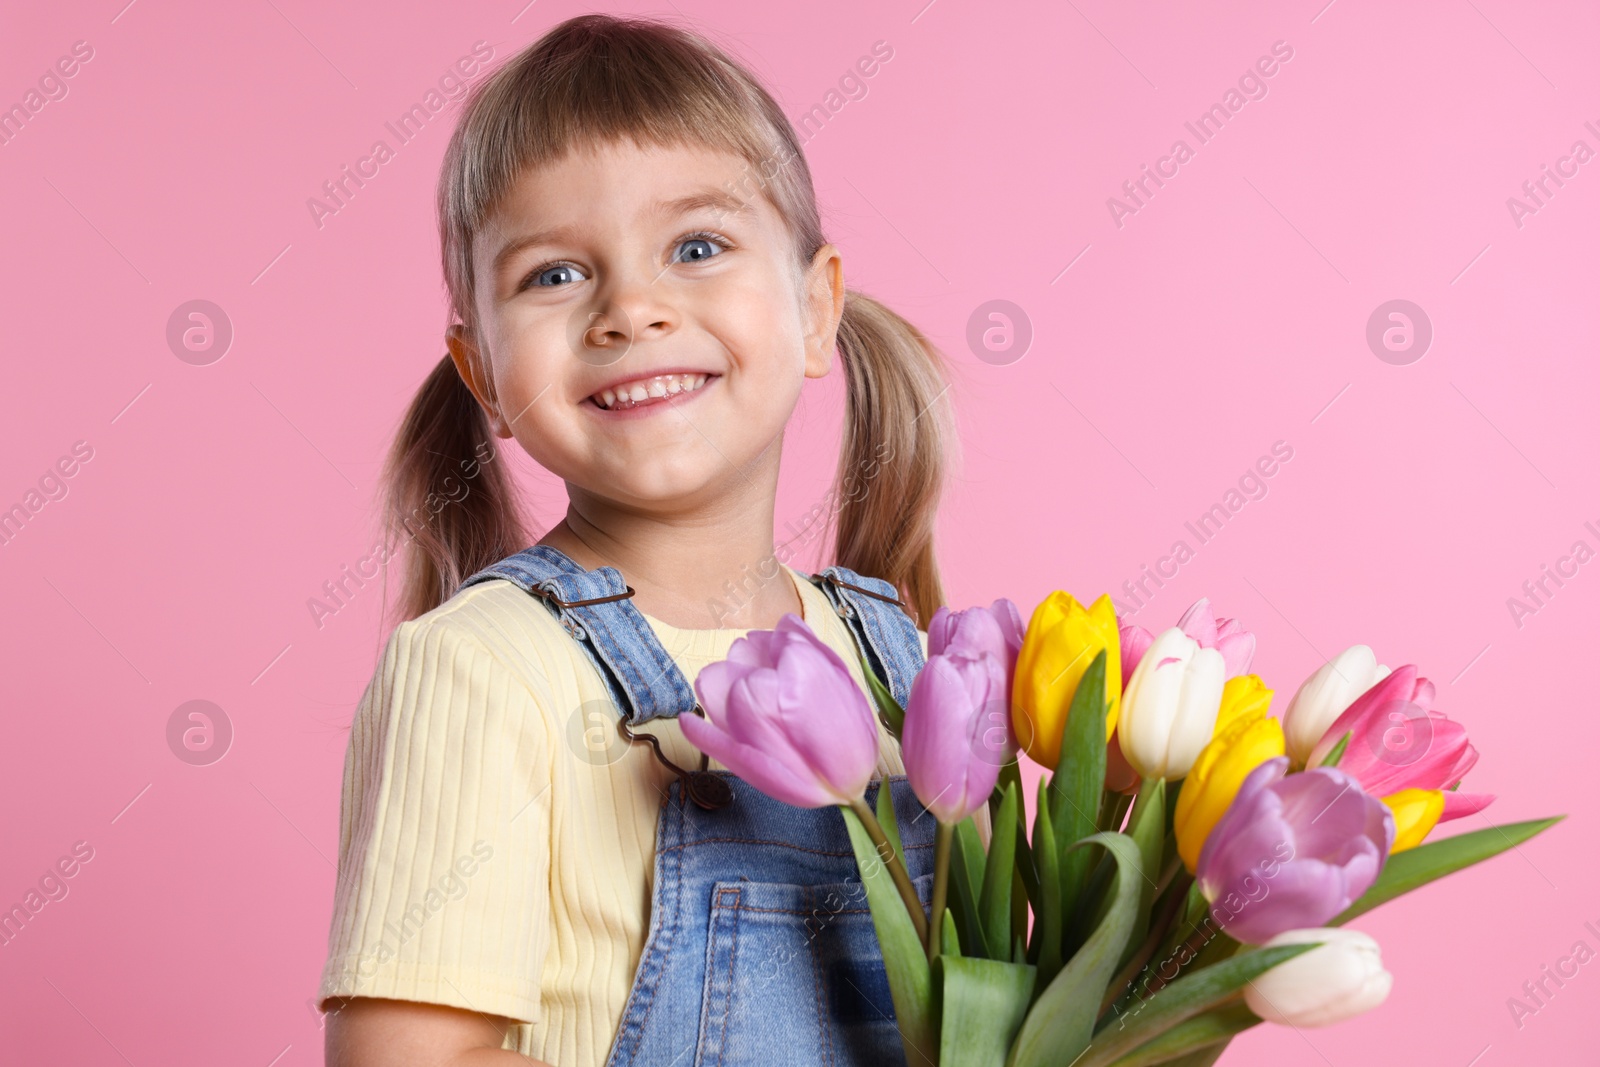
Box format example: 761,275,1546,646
588,372,716,411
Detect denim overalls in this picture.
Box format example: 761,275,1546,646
458,545,935,1067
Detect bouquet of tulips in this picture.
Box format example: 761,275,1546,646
679,591,1563,1066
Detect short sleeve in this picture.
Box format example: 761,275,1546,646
318,610,554,1025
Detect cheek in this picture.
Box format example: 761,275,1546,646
480,313,588,458
486,313,574,412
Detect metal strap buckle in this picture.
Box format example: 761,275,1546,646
619,706,733,811
821,572,909,611
527,584,636,610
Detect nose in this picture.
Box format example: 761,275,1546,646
575,266,678,366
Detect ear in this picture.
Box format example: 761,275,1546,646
446,324,513,438
801,243,845,380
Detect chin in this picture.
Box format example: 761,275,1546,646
597,463,729,508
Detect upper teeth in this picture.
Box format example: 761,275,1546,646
593,373,710,410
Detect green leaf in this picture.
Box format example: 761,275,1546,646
1099,1001,1258,1067
939,955,1037,1066
942,908,962,957
1182,926,1242,975
1318,731,1352,768
1050,649,1110,944
980,781,1021,959
841,805,937,1066
1113,882,1222,1022
1071,848,1116,952
997,760,1044,912
1007,833,1142,1067
1032,777,1065,987
950,818,988,957
1118,777,1166,972
862,654,905,737
1081,943,1317,1067
1013,873,1031,964
1124,1041,1229,1067
1334,815,1565,925
876,775,905,863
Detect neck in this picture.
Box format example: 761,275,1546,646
540,457,805,631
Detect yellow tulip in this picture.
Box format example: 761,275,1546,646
1173,705,1285,871
1214,674,1273,737
1011,591,1121,769
1382,789,1446,853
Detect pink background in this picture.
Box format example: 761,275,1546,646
2,0,1594,1063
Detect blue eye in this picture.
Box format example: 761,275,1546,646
674,234,727,263
530,263,586,288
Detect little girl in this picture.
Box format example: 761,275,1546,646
318,14,956,1066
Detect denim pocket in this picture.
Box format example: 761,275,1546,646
693,875,934,1067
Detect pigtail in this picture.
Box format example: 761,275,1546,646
831,289,953,627
381,355,525,620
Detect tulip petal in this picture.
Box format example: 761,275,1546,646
1177,597,1220,645
1197,760,1392,944
1245,928,1392,1027
1119,623,1155,680
1439,790,1496,822
693,658,746,721
1283,645,1384,766
926,605,956,658
991,597,1026,657
678,712,838,807
1308,665,1425,769
903,653,1004,822
1382,788,1446,852
1215,630,1257,679
775,652,878,801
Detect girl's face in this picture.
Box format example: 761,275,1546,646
451,138,842,513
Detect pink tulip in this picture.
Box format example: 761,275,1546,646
683,614,881,808
1308,665,1494,823
1119,623,1156,686
903,607,1011,822
1121,597,1255,680
1442,790,1496,821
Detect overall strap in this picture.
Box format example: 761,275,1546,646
810,566,926,710
457,548,926,722
457,545,697,725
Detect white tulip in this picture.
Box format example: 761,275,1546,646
1245,928,1393,1027
1281,645,1391,766
1116,627,1226,780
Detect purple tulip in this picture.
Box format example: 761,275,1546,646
682,614,881,808
1196,757,1394,944
902,608,1010,823
928,598,1024,663
926,598,1023,764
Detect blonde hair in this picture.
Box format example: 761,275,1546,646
384,13,953,624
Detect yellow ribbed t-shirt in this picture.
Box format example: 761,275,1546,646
317,565,927,1065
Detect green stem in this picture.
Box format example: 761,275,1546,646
1152,851,1184,901
1096,870,1188,1018
927,821,953,963
848,796,930,943
1100,869,1194,1019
